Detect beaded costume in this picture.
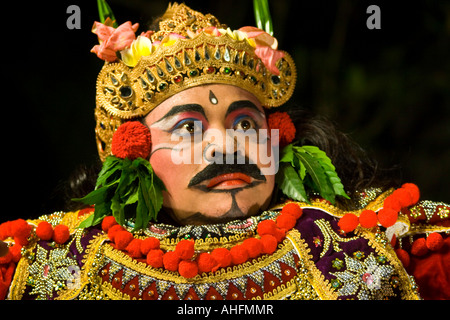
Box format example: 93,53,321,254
1,3,449,300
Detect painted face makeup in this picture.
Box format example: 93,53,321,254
144,84,276,226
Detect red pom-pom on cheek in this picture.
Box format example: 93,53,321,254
267,112,296,148
53,225,70,244
111,121,152,160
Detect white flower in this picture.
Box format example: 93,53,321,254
120,35,153,67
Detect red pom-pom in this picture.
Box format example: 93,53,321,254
395,248,410,268
141,237,160,255
9,244,22,263
391,188,413,208
267,112,296,147
377,208,398,228
163,251,181,272
36,221,53,241
411,237,428,256
260,234,278,254
276,213,297,230
242,238,263,259
101,216,118,232
210,248,232,268
402,183,420,204
111,121,152,160
126,238,143,258
281,203,303,219
175,240,195,260
257,219,277,236
383,196,402,213
230,244,249,265
146,249,164,268
0,221,13,240
0,249,11,264
426,232,444,251
197,253,220,274
178,260,198,279
114,231,134,250
11,219,32,246
53,225,70,244
359,210,378,228
338,213,359,233
107,224,125,242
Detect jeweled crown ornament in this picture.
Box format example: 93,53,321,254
93,2,297,161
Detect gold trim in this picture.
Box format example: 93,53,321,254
7,250,32,300
286,229,339,300
55,233,108,300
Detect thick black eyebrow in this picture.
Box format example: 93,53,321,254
225,100,263,118
155,104,208,123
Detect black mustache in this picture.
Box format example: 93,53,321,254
188,161,266,187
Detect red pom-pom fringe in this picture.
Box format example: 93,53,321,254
53,225,70,244
338,213,359,233
175,240,195,260
395,248,410,268
178,260,198,279
426,232,444,251
36,221,53,241
101,216,118,232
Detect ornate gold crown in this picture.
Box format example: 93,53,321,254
94,3,297,161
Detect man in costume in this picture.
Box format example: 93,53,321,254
0,3,449,300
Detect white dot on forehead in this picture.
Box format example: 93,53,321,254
209,90,218,105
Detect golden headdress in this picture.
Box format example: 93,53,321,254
93,3,297,161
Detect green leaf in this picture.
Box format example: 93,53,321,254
97,0,118,27
253,0,273,35
279,144,294,165
95,156,122,188
294,149,335,203
297,146,350,200
277,164,309,203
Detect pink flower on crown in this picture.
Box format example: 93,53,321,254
91,20,139,62
239,26,285,76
